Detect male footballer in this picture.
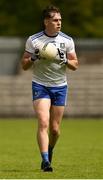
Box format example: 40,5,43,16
21,5,78,172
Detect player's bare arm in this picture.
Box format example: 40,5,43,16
21,51,33,70
66,52,78,71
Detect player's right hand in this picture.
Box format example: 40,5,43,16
31,49,40,61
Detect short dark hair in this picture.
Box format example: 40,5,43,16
42,5,61,20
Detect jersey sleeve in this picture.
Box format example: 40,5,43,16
67,38,75,53
25,36,34,54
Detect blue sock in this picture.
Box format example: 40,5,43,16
41,152,49,162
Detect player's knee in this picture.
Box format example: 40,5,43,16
51,128,60,137
39,120,49,131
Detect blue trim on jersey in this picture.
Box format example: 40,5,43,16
32,81,68,106
59,31,72,40
31,31,44,41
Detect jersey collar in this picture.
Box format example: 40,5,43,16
43,30,59,37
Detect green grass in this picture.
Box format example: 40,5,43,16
0,118,103,179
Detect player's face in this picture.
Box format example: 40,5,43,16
44,12,62,35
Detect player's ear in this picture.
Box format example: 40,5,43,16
44,19,49,27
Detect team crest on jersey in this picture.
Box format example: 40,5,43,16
60,43,65,49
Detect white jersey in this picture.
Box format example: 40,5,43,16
25,31,75,87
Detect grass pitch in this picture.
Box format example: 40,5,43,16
0,118,103,179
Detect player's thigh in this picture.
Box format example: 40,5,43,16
50,105,65,129
33,98,51,126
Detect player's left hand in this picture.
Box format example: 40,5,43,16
57,48,67,65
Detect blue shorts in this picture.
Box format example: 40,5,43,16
32,81,68,106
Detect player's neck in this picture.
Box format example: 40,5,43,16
44,29,58,37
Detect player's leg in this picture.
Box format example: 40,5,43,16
49,105,64,162
48,85,68,163
33,98,53,171
32,82,53,171
33,98,50,153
